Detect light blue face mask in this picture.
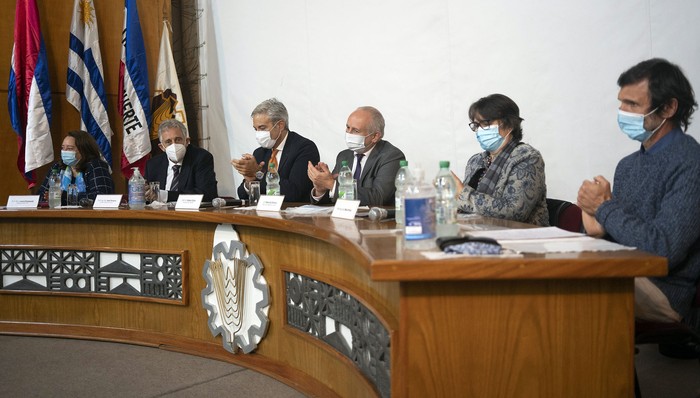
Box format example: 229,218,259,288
617,108,665,142
61,150,78,166
476,125,504,152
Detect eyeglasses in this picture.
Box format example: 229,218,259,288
469,119,493,132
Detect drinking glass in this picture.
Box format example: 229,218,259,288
67,184,79,206
249,181,261,206
148,181,160,204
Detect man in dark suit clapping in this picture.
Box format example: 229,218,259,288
231,98,320,202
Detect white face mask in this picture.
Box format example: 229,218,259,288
345,133,369,153
255,121,280,149
165,143,186,163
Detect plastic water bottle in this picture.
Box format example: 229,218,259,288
337,160,354,200
434,160,459,237
48,169,62,208
394,160,409,225
404,167,436,250
128,167,146,209
266,162,281,195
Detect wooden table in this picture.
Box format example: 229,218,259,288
0,207,666,397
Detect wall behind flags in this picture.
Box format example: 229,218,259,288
0,0,167,204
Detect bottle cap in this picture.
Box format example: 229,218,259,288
400,160,408,167
341,160,348,167
439,160,450,168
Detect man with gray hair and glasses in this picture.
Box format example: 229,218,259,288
232,98,319,202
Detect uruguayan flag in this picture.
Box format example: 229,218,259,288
67,0,113,167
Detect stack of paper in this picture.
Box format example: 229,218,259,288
465,227,636,254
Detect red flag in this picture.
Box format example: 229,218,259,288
7,0,54,188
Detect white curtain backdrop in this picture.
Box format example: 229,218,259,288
201,0,700,201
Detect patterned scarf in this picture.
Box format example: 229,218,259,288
60,166,86,192
476,140,520,195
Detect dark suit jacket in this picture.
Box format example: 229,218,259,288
313,140,405,206
237,131,319,202
145,145,218,202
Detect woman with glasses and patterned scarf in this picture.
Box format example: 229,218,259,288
457,93,549,226
37,130,114,206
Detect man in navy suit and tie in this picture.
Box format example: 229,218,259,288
231,98,320,202
308,106,405,206
145,119,218,203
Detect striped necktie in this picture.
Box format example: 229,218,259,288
171,165,181,191
269,148,279,169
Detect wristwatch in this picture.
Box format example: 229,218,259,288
255,170,265,180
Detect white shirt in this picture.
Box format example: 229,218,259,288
269,131,289,165
313,145,375,200
166,158,183,190
155,158,183,202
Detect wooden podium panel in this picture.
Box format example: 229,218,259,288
0,208,666,397
397,279,633,397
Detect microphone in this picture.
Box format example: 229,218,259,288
212,198,227,208
211,197,243,208
368,207,395,221
79,198,94,208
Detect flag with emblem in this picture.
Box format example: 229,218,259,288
151,20,187,150
7,0,53,188
119,0,151,179
67,0,113,167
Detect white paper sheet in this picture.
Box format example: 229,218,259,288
466,226,584,241
499,236,636,254
461,226,636,253
283,205,334,215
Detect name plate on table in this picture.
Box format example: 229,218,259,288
93,195,123,209
6,195,39,209
256,195,285,211
332,199,360,220
175,194,204,210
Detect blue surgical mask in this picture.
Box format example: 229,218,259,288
617,108,665,142
476,125,504,152
61,150,78,166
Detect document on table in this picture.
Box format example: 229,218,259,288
466,226,636,253
283,205,370,217
283,205,334,215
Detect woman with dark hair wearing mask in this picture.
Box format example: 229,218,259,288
457,94,549,226
37,130,114,205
